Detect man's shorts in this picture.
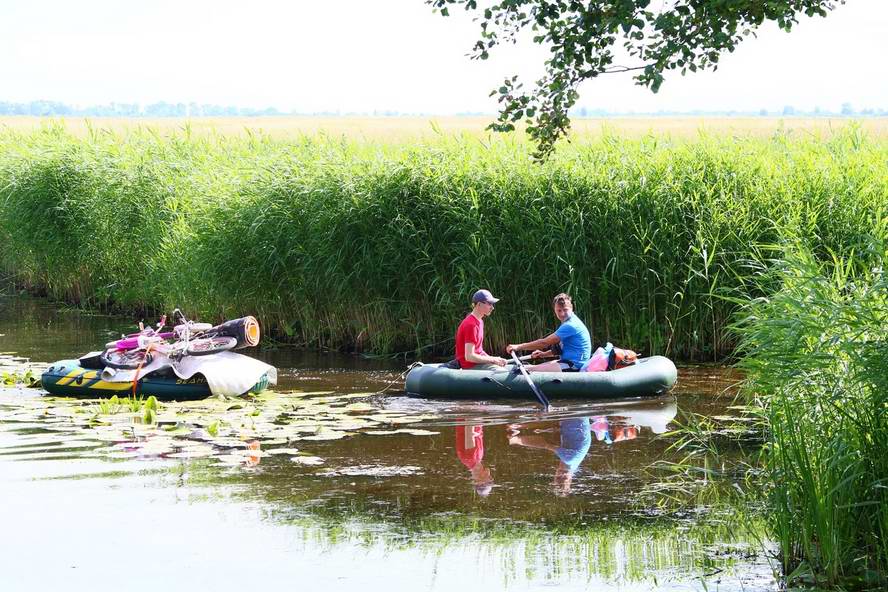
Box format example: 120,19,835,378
467,363,503,371
558,360,582,372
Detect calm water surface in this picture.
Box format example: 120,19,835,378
0,293,774,592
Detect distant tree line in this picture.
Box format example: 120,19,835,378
1,99,885,118
569,103,888,118
0,100,286,117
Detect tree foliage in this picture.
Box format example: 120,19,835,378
429,0,844,160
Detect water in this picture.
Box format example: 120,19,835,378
0,292,775,591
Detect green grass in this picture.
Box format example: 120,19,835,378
0,122,885,360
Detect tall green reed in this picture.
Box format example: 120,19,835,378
0,123,884,360
735,234,888,588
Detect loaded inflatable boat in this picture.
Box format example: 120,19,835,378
405,355,677,401
42,351,275,401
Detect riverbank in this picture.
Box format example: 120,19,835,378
1,122,885,360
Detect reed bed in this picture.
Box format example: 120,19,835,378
736,239,888,588
0,123,885,360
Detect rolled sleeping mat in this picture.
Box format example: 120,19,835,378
210,316,261,349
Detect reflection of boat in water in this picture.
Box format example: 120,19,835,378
506,400,678,496
406,356,677,401
600,398,678,434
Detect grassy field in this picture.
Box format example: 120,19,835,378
2,115,886,140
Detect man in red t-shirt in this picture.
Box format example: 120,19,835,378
455,289,508,370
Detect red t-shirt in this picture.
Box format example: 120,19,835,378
455,313,485,369
455,424,484,469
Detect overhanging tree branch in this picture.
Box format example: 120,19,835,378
428,0,844,161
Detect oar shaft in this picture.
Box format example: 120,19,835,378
505,354,533,364
510,351,550,411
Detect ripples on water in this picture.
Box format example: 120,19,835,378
0,293,776,591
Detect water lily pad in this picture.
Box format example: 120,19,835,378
362,414,418,425
290,455,324,465
206,438,250,449
343,403,376,412
391,429,440,436
4,450,96,461
328,420,376,430
226,448,266,459
314,393,375,404
212,453,247,466
318,464,424,477
93,432,129,443
257,438,288,446
56,440,105,450
261,447,300,457
277,423,326,433
166,449,215,459
301,431,350,441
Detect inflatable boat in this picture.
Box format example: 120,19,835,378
42,351,275,401
405,355,677,401
42,360,215,400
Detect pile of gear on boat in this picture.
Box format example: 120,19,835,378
404,289,678,401
41,309,277,400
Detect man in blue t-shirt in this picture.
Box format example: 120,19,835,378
506,293,592,372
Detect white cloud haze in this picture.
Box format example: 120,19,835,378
1,0,885,113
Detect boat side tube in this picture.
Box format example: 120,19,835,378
405,355,677,401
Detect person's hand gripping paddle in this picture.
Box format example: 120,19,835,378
510,351,551,411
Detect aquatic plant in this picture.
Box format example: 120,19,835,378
95,394,123,415
0,123,885,360
1,368,37,386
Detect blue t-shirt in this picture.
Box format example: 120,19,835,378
554,418,592,472
555,313,592,365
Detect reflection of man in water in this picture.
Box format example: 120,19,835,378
507,418,592,496
455,423,494,497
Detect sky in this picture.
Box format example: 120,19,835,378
1,0,886,114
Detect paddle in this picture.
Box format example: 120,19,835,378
510,351,551,411
505,354,533,364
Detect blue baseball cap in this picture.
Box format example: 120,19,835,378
472,289,500,304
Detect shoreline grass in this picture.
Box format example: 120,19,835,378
735,239,888,588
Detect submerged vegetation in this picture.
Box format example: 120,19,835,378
0,123,885,360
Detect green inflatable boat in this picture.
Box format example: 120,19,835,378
405,355,677,401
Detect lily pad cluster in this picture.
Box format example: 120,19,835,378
0,376,440,468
